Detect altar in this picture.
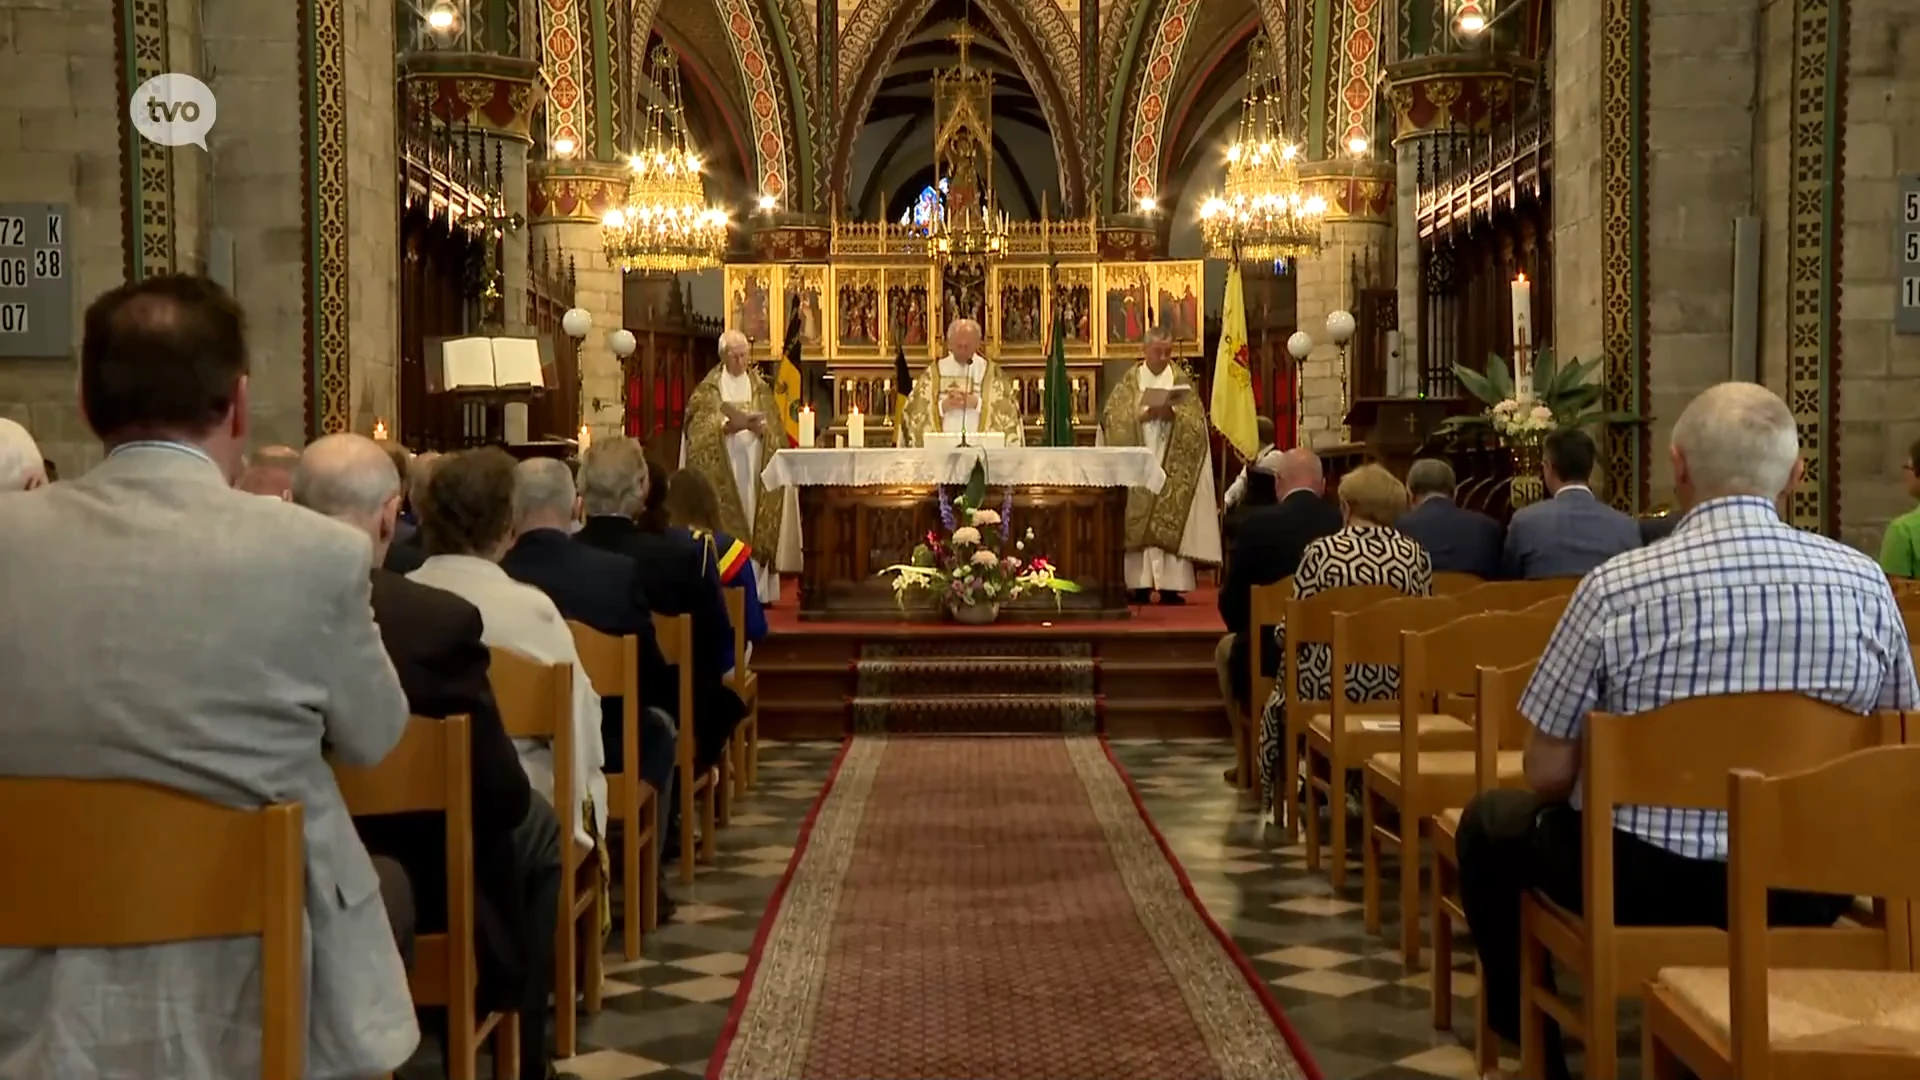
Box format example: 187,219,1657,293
762,446,1166,622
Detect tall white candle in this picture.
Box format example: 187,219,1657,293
798,405,816,448
577,423,592,451
1511,273,1532,350
847,405,865,448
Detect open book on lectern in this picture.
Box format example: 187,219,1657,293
433,335,548,392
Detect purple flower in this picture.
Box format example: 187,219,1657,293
937,487,957,532
999,488,1013,536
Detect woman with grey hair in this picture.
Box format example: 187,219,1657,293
677,329,802,603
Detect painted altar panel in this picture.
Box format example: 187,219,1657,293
724,265,781,357
1049,265,1096,355
881,265,937,359
782,265,829,351
1096,263,1154,355
989,265,1048,359
832,267,884,355
1151,261,1204,349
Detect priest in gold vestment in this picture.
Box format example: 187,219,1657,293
680,330,803,603
896,318,1027,446
1099,326,1223,603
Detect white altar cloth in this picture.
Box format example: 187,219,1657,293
760,446,1167,493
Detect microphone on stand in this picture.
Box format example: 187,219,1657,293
957,361,976,449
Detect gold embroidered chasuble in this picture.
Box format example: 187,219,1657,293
896,358,1027,446
1101,360,1211,554
683,366,786,556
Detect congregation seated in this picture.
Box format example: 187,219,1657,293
1455,382,1920,1080
0,417,47,492
0,274,419,1077
1217,448,1342,714
1502,427,1641,579
1256,463,1433,809
383,449,439,574
292,433,563,1080
502,456,683,888
664,467,769,653
575,439,746,776
1397,458,1504,579
233,443,298,499
1879,435,1920,578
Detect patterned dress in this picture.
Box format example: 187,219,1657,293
1256,524,1435,808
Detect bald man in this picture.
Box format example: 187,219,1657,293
1216,448,1342,715
896,318,1026,445
235,444,299,498
292,434,555,1079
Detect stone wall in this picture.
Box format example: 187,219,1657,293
1550,0,1606,370
343,0,397,435
1293,219,1390,448
531,220,626,439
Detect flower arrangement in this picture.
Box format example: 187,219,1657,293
1436,347,1634,444
1490,397,1558,440
879,487,1082,615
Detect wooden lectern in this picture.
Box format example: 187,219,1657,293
1344,397,1466,477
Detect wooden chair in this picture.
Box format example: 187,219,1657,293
1643,744,1920,1080
1429,660,1538,1072
1453,578,1578,614
488,647,603,1060
1361,611,1558,967
1517,696,1904,1080
1278,584,1403,838
1302,595,1472,888
333,716,520,1080
654,612,718,883
1231,577,1292,792
724,588,761,805
1432,571,1486,595
568,622,659,961
1519,592,1575,621
0,777,305,1078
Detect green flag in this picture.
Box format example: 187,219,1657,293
1043,305,1072,446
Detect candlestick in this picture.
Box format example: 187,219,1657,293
798,405,816,448
847,405,865,448
1510,273,1533,350
577,424,592,452
371,419,388,441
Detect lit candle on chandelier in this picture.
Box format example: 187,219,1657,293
847,404,866,448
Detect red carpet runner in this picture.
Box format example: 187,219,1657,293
709,737,1321,1080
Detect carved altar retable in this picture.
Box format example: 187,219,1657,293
761,447,1168,622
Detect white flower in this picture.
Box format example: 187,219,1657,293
951,526,981,545
1024,527,1035,539
971,508,1001,526
1015,540,1026,551
971,550,998,566
1492,398,1520,416
1529,404,1553,425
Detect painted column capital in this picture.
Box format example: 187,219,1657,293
1381,53,1539,145
1097,220,1160,261
1298,159,1398,226
529,159,630,224
399,52,544,143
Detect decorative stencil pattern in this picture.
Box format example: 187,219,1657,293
542,0,587,152
301,0,351,438
1334,0,1383,149
119,0,176,279
1786,0,1844,532
1123,0,1201,203
1599,0,1648,510
776,0,820,207
716,0,791,198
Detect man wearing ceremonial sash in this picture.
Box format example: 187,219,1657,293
897,318,1026,446
1100,326,1223,603
680,330,802,603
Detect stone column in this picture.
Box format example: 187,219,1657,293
529,161,629,438
1293,159,1395,447
400,54,542,331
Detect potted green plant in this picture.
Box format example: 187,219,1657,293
1436,348,1634,507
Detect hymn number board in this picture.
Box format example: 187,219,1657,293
0,203,71,358
1900,176,1920,336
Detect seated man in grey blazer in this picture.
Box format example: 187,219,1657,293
1503,426,1642,579
0,275,419,1079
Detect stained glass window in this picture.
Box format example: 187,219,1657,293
898,178,950,233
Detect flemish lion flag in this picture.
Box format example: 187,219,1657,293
773,294,805,446
892,339,913,426
1209,260,1260,461
1043,304,1073,446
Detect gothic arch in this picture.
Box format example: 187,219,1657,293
709,0,796,200
832,0,1086,215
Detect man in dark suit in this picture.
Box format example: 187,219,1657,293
572,438,746,777
292,434,557,1080
382,449,437,573
1503,427,1642,579
1398,458,1505,579
1217,447,1344,716
502,458,682,877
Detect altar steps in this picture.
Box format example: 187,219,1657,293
850,643,1100,735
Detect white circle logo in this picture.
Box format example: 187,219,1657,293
130,74,217,150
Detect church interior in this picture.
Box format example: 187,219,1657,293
4,0,1920,1077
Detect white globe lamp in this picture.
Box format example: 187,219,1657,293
607,328,637,359
1286,330,1314,361
1325,310,1357,346
560,307,593,340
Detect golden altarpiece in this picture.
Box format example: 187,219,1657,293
723,30,1201,445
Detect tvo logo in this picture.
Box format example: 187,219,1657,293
130,74,217,150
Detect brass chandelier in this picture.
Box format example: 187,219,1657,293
1198,34,1326,262
602,46,728,272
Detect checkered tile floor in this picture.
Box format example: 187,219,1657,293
462,739,1618,1080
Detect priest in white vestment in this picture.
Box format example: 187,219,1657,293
1098,326,1223,602
896,318,1027,445
679,330,803,603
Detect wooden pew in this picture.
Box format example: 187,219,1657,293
1432,571,1486,595
1452,578,1577,615
653,613,718,883
568,622,660,961
1232,577,1292,792
0,777,305,1078
1279,584,1405,837
333,715,520,1080
724,589,761,796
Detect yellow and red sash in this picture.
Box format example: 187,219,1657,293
692,527,753,586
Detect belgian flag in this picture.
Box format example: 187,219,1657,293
773,293,805,446
892,338,913,426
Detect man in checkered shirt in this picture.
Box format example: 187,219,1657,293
1455,381,1919,1080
